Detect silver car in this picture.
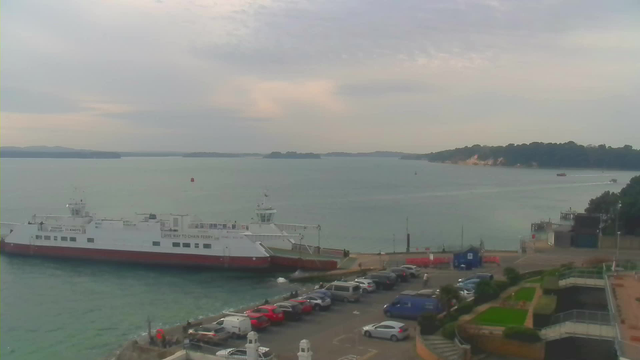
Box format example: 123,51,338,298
188,324,232,344
362,321,410,342
300,294,331,310
400,265,422,278
354,278,376,293
216,347,275,360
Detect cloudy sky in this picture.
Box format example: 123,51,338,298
2,0,639,153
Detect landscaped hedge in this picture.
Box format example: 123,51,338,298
520,269,545,280
502,326,542,343
541,275,559,295
533,295,557,315
493,280,510,292
441,322,457,340
533,295,557,328
455,301,475,316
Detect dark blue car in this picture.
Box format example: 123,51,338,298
383,295,443,320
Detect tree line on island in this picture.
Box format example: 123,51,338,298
585,175,640,236
402,142,640,170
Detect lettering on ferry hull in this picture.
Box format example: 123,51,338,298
161,233,217,240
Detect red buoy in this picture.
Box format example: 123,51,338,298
191,177,195,182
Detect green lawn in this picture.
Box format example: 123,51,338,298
513,287,537,302
524,277,542,284
472,307,528,327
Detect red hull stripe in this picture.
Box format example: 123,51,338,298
0,242,271,269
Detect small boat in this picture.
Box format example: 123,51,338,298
610,179,618,183
557,173,567,177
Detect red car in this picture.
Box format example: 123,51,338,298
245,313,271,331
245,305,285,324
288,299,314,314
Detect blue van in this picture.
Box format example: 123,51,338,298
383,295,443,320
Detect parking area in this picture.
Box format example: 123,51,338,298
189,248,625,360
199,271,463,360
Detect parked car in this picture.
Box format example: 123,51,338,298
245,305,285,325
311,289,333,300
274,302,303,321
299,294,331,310
324,281,361,302
457,278,481,289
245,313,270,331
387,267,410,282
213,316,252,338
400,264,422,278
458,273,494,283
363,272,397,290
354,278,377,293
287,299,314,314
362,321,410,342
456,285,475,300
216,347,275,360
383,295,443,320
400,289,437,298
187,324,232,345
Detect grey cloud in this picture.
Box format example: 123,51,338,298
1,87,81,114
338,81,437,97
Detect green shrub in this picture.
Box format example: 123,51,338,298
418,313,440,335
493,280,510,292
541,275,559,294
520,269,544,280
474,279,500,305
533,295,557,315
503,267,522,285
455,301,475,316
502,326,542,343
441,322,457,340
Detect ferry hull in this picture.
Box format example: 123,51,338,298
0,241,271,269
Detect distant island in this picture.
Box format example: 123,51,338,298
402,142,640,170
264,151,321,159
183,152,262,158
1,146,120,159
324,151,411,158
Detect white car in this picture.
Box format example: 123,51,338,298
400,265,422,278
216,347,275,360
456,286,475,300
299,294,332,310
354,278,377,293
362,321,410,342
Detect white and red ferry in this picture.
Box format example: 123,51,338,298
0,194,336,270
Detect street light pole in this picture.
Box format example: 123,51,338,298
616,201,621,261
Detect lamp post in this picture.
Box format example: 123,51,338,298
615,201,621,261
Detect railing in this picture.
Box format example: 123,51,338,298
603,273,640,360
558,269,605,280
550,310,611,326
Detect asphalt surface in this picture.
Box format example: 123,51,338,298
189,247,636,360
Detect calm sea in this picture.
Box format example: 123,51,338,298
1,157,635,359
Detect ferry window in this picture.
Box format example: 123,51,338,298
213,224,218,229
87,238,94,243
182,243,191,248
44,235,51,240
36,235,42,240
70,237,77,242
172,242,180,248
54,236,58,241
222,224,227,229
194,243,200,248
232,224,236,230
152,241,161,247
203,244,212,249
61,237,68,241
173,218,179,228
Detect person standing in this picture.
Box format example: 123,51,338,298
422,273,429,288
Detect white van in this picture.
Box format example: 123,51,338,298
214,316,252,338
